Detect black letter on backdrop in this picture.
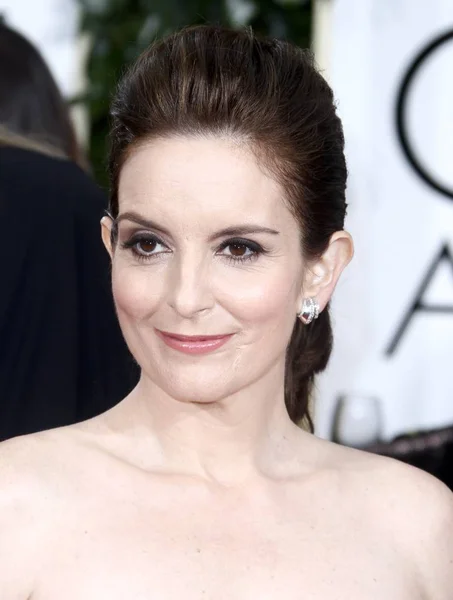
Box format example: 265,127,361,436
386,243,453,356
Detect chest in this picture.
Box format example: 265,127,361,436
32,491,419,600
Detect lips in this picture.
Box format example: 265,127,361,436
156,329,233,355
160,332,228,341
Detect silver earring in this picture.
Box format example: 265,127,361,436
297,297,320,325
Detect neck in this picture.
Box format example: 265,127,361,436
106,361,306,486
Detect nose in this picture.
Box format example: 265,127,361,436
167,249,215,318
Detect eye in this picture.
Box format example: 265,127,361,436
222,243,253,258
121,233,169,260
135,238,158,255
217,239,264,263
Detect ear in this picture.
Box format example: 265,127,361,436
300,230,354,311
100,215,114,259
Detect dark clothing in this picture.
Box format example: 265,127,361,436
0,146,138,441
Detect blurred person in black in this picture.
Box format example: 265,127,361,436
0,22,138,440
0,19,84,166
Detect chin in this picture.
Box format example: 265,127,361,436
169,388,225,406
169,376,235,405
144,362,241,406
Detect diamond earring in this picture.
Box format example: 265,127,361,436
297,297,320,325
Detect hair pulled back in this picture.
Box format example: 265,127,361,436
108,25,347,430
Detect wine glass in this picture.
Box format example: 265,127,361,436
331,394,384,448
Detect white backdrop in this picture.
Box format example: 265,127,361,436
315,0,453,441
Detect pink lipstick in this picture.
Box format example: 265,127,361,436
156,330,233,355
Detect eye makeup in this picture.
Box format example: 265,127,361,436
119,230,269,266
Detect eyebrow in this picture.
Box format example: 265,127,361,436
115,211,280,241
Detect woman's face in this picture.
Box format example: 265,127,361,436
105,136,306,404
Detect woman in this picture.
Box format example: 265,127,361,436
0,25,452,599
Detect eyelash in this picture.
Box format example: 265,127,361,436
120,233,266,265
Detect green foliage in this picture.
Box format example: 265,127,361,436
76,0,312,187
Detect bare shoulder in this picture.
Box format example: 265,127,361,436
0,425,97,509
364,451,453,599
0,433,52,598
314,437,453,598
0,428,74,490
0,429,87,599
0,428,75,518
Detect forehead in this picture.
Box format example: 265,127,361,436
118,135,299,235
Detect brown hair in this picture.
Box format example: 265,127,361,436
0,22,85,167
108,25,347,430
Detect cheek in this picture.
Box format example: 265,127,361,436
216,267,301,330
111,261,163,320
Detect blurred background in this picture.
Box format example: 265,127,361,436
1,0,452,482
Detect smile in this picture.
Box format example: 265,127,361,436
155,330,234,355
